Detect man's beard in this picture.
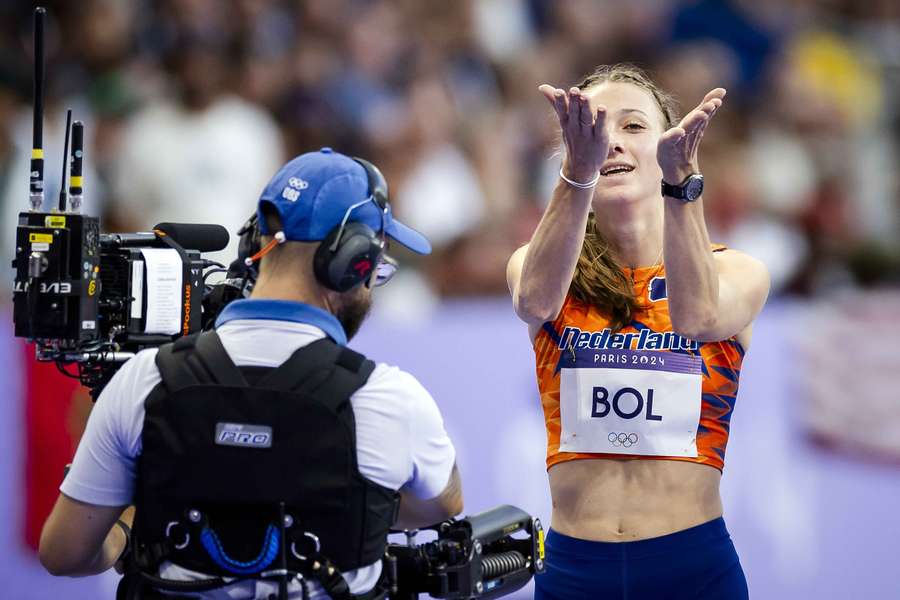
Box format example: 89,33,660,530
335,289,372,341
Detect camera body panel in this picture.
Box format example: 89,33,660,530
13,211,221,397
13,211,100,345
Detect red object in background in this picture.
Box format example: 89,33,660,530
22,342,83,550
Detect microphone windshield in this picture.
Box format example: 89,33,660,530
153,222,230,252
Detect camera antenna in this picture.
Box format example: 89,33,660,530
69,120,84,212
29,7,46,211
57,109,72,212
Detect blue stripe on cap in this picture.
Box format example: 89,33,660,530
214,299,348,346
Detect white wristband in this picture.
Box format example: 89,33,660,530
559,167,600,189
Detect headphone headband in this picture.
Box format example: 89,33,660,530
353,156,389,211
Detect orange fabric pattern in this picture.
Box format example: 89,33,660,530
534,258,744,472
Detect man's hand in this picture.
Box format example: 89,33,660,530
538,84,609,183
657,88,726,185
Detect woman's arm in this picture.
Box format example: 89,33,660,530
507,85,609,327
657,89,770,342
507,180,592,325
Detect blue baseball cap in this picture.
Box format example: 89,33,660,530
257,148,431,254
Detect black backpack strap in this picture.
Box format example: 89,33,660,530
192,330,248,387
256,337,373,387
156,331,247,391
255,338,376,413
255,338,340,392
155,335,200,391
321,347,376,409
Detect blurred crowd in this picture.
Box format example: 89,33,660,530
1,0,898,309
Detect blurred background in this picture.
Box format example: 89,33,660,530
1,0,898,598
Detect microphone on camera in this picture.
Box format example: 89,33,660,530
153,223,230,252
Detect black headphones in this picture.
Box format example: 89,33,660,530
237,157,390,293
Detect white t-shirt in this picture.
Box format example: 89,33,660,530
62,310,456,599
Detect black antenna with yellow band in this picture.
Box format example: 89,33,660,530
69,120,84,212
57,109,72,212
29,7,46,211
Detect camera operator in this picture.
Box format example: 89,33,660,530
38,148,463,599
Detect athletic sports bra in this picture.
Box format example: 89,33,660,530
534,258,743,472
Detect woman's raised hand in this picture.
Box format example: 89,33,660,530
657,88,726,185
539,84,609,184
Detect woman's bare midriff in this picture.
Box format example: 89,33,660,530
548,458,723,542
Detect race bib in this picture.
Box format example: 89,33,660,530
559,348,702,457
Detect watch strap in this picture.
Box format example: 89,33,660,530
661,179,687,200
661,173,702,202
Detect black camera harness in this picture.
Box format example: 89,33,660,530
118,331,399,600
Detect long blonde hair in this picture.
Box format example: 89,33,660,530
568,64,679,331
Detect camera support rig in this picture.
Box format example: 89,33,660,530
386,505,545,599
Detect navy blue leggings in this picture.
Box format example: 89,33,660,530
534,517,748,600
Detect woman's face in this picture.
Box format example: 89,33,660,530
583,82,669,207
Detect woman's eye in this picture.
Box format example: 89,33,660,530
624,122,645,131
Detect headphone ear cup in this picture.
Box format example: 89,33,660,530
314,222,383,292
313,227,340,289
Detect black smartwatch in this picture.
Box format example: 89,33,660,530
661,173,704,202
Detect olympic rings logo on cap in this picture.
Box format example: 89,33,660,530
288,177,309,190
607,432,638,448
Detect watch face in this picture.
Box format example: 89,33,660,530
685,175,704,201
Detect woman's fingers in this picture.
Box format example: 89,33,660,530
685,96,721,153
578,93,594,127
659,126,686,148
701,99,721,117
539,84,607,174
592,105,608,139
699,87,727,107
555,91,569,124
689,119,708,157
537,84,556,102
678,108,707,140
538,84,569,123
687,112,709,155
539,83,605,133
680,104,716,159
691,89,725,121
659,88,725,176
567,87,583,129
682,95,720,131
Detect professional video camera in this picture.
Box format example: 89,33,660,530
12,8,253,397
386,505,545,599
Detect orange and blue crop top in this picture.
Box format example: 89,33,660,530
534,260,744,472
